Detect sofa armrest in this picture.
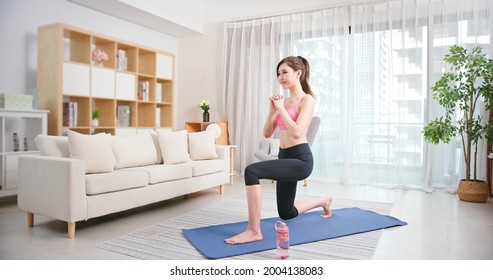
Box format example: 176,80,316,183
215,145,230,159
215,145,231,169
17,155,88,223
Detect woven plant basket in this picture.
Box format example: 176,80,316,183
457,180,489,203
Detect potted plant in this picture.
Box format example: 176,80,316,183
197,99,210,122
92,110,100,127
423,45,493,202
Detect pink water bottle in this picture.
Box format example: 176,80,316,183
275,221,289,259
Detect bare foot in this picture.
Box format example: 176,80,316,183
320,196,333,218
225,229,263,244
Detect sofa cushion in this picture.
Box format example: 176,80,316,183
188,131,218,160
192,159,226,177
35,135,70,158
85,169,149,195
157,130,190,164
67,130,115,174
111,133,158,169
128,163,193,184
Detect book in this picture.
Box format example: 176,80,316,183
72,102,78,127
63,102,70,127
117,49,127,71
138,81,150,101
63,102,78,127
156,108,161,128
155,83,162,102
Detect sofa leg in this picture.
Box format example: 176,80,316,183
219,185,224,194
27,212,34,228
303,179,308,187
68,222,75,239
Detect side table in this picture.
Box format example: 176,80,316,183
217,144,236,186
185,121,229,145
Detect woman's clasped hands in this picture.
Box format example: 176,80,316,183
269,94,285,110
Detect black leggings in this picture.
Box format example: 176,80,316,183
244,143,313,220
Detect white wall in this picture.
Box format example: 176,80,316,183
177,22,224,127
0,0,177,119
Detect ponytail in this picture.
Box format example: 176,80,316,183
297,56,314,97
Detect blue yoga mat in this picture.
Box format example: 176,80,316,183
182,207,407,259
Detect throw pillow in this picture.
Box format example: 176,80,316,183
157,130,190,164
188,131,218,160
269,138,280,157
34,135,70,158
67,130,115,174
111,133,158,169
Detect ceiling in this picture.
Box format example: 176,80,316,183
68,0,201,37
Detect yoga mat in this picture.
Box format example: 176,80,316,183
182,207,407,259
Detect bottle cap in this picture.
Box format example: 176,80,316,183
275,221,288,232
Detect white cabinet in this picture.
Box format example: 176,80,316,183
0,109,48,197
63,63,90,96
116,72,136,100
91,67,115,99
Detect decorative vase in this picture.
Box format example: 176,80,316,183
13,133,19,152
457,180,489,203
203,109,210,122
92,118,99,127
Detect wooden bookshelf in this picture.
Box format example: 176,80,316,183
37,23,175,135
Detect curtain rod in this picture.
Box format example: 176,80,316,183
225,0,389,23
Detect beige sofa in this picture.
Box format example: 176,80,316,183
17,130,230,239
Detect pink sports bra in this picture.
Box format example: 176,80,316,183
275,95,307,130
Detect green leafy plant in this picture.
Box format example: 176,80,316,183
92,110,100,120
423,45,493,181
197,99,210,110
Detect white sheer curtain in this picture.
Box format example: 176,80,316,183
222,0,492,191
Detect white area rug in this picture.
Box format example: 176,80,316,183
96,189,393,260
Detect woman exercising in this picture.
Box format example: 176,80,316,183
225,56,333,245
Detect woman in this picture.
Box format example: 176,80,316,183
225,56,332,245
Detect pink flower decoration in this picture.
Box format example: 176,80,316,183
92,49,109,63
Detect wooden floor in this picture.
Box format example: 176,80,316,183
1,176,492,261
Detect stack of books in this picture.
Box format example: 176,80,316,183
138,81,150,101
63,102,78,127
